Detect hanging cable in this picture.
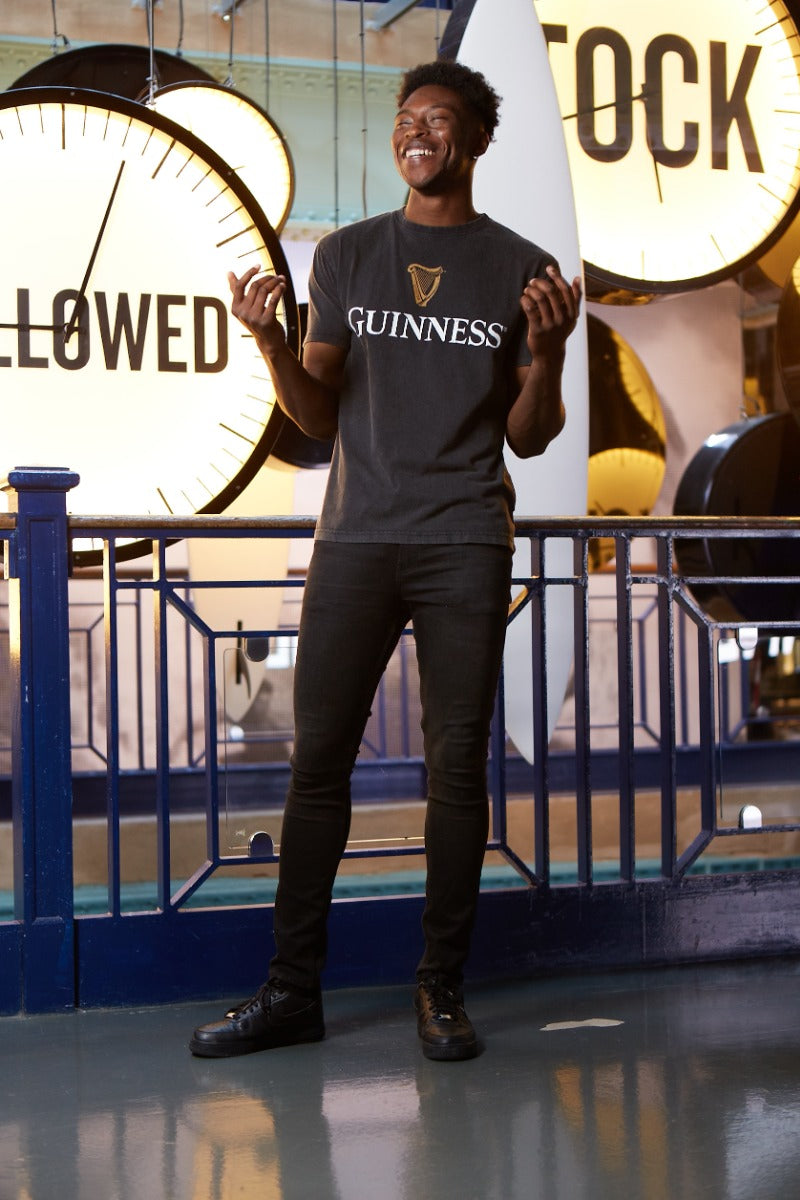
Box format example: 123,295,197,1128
145,0,159,103
49,0,70,52
359,0,368,218
332,0,340,227
434,0,442,56
225,0,237,87
267,0,273,112
175,0,185,58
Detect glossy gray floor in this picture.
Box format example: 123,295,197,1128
3,958,800,1200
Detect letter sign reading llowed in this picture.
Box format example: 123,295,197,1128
0,88,298,561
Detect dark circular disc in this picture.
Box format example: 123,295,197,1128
270,304,334,469
674,412,800,622
8,43,216,101
776,261,800,428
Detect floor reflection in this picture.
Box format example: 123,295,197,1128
2,960,800,1199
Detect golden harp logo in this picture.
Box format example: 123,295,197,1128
408,262,444,307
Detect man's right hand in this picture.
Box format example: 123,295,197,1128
228,266,287,358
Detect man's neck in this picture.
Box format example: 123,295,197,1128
403,190,480,227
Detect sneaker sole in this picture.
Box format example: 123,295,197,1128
189,1024,325,1058
420,1036,478,1062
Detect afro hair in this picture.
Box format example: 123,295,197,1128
396,60,502,140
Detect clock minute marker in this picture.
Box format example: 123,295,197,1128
156,488,174,514
220,422,257,446
710,234,727,264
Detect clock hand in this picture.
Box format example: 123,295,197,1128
561,86,654,122
644,121,664,203
563,85,665,202
63,160,126,342
0,320,64,331
639,88,665,204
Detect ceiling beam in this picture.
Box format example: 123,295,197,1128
365,0,422,33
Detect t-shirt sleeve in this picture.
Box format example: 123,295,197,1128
304,234,352,350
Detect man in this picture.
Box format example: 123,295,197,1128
190,59,581,1062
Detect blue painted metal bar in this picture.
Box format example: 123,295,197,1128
202,628,221,872
2,467,78,1011
103,540,122,919
132,588,144,770
656,537,678,879
529,535,550,885
572,535,592,886
675,587,717,874
152,541,172,913
677,605,691,746
184,585,197,769
615,536,636,882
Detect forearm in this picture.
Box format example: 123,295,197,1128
259,338,340,441
228,266,341,440
506,352,566,458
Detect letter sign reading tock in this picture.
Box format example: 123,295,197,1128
0,88,298,561
533,0,800,299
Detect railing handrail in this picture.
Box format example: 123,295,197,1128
2,512,799,537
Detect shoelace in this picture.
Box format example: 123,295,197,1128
226,986,271,1019
422,980,464,1021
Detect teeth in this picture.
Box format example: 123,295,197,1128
406,148,433,159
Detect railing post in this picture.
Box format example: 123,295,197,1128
3,466,79,1012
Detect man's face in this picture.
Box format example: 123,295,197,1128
391,84,488,194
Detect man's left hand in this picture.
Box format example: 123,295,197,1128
520,264,582,358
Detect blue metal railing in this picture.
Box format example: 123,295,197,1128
2,467,800,1014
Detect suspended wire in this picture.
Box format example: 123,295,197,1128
359,0,368,219
264,0,271,112
225,0,237,87
49,0,70,52
175,0,185,57
434,0,442,56
145,0,159,103
332,0,340,227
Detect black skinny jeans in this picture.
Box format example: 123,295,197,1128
270,540,513,991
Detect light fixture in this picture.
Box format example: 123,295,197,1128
211,0,247,21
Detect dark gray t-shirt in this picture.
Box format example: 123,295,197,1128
305,209,556,548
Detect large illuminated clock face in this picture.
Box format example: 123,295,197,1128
533,0,800,299
0,87,298,558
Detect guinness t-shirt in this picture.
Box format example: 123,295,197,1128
305,209,556,548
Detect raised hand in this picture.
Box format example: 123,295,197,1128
519,264,582,359
227,265,287,357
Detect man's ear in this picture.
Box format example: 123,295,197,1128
473,127,491,159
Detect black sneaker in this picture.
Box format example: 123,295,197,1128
189,980,325,1058
415,976,478,1061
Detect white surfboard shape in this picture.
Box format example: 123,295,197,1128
450,0,590,763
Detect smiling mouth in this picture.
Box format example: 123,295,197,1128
404,147,435,160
